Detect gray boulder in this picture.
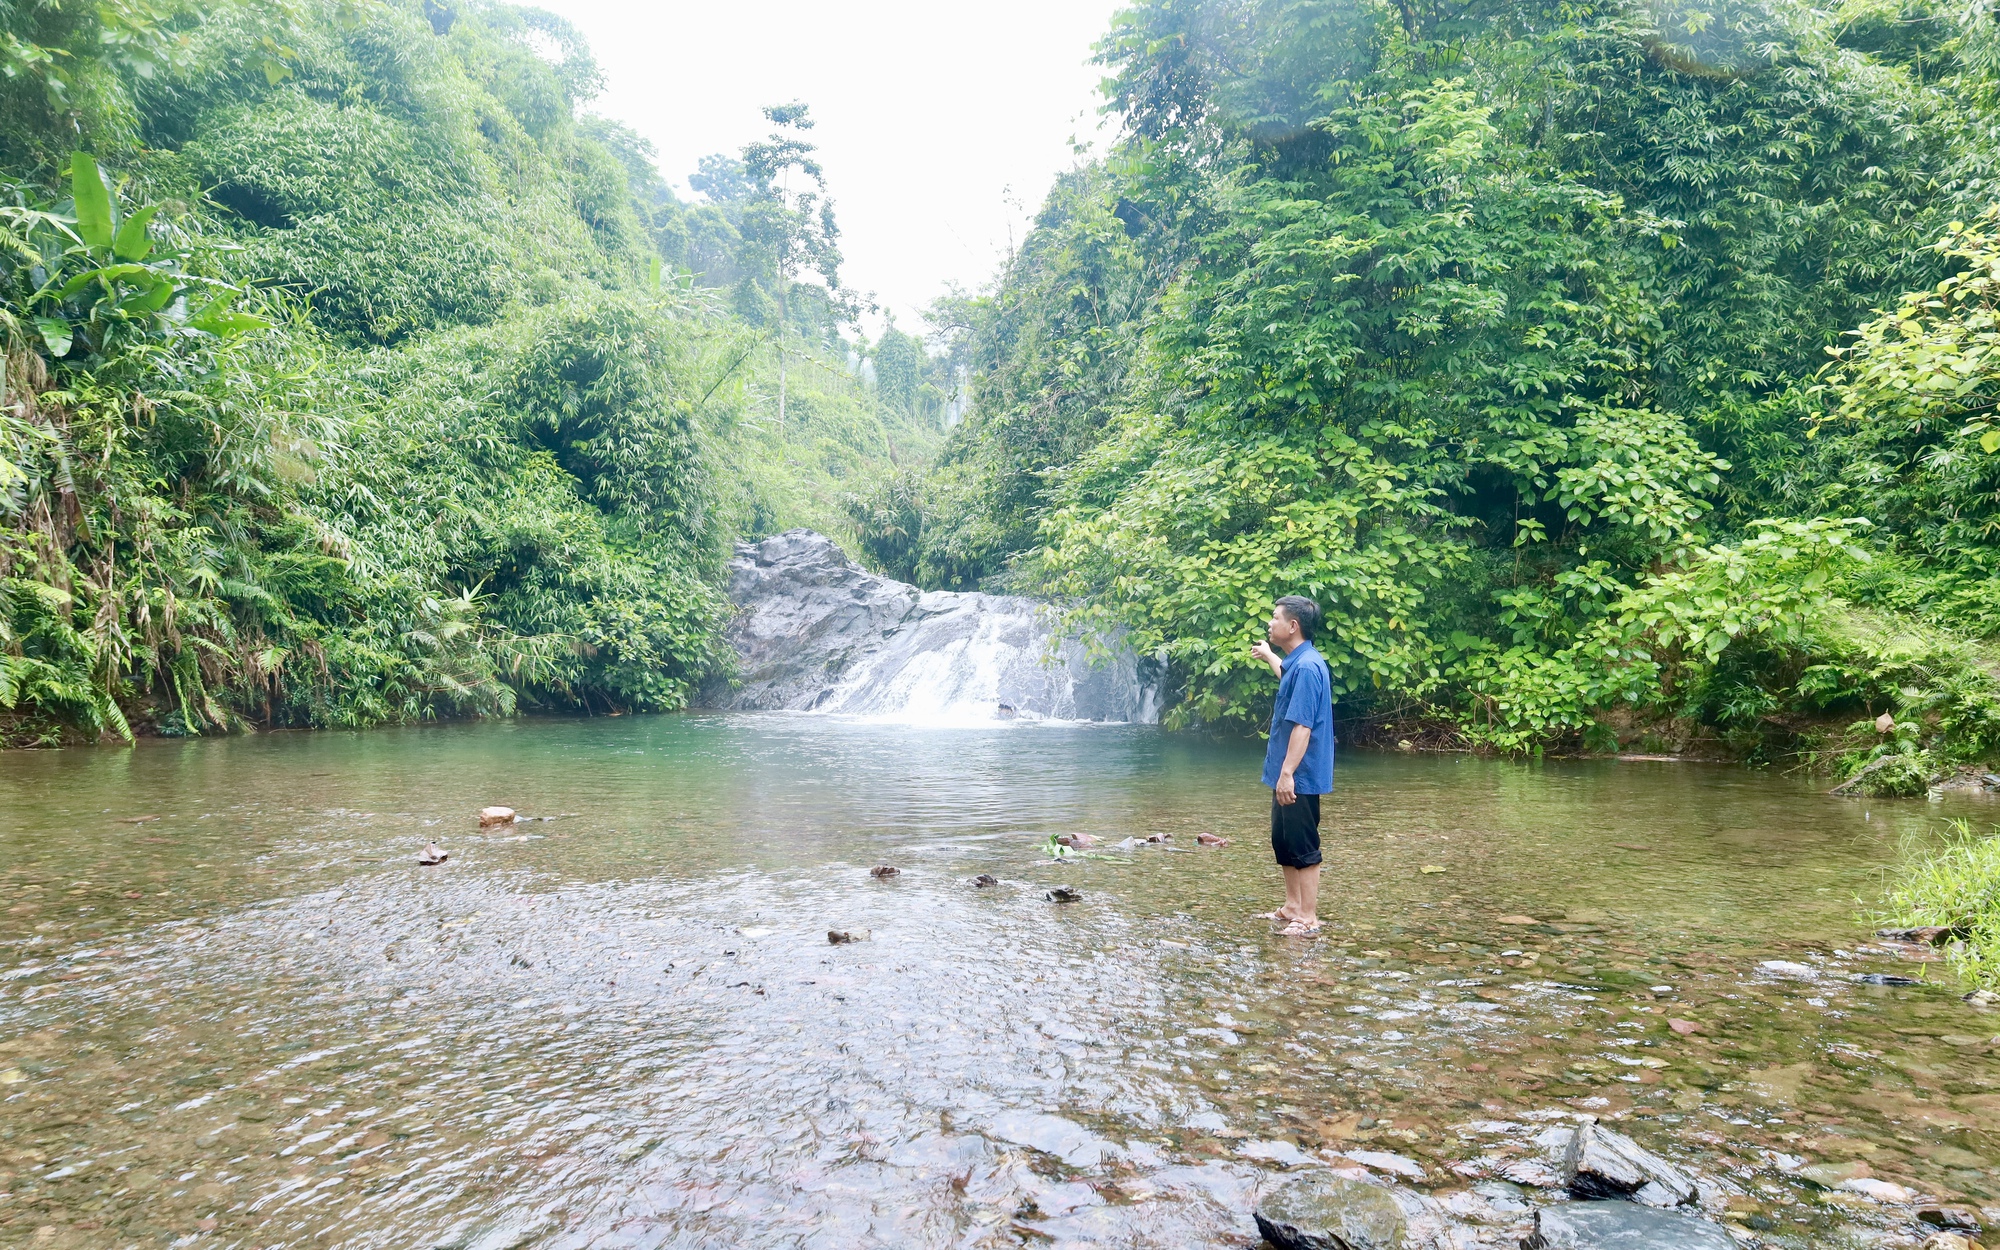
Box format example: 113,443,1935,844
1561,1120,1697,1206
1254,1173,1406,1250
1522,1202,1735,1249
703,530,1157,722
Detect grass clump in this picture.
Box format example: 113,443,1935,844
1879,819,2000,990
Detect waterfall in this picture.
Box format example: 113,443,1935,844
705,530,1161,726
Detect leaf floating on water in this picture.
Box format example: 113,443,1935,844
1420,865,1447,874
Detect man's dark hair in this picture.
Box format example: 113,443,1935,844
1275,595,1322,641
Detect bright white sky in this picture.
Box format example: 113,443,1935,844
536,0,1126,337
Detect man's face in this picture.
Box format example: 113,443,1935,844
1267,606,1297,647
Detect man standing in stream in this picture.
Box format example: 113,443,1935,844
1250,595,1333,936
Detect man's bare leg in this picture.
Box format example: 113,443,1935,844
1277,866,1302,922
1296,863,1320,926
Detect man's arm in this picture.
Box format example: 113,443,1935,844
1250,641,1283,678
1274,722,1312,805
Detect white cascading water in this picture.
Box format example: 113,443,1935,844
811,594,1160,727
711,530,1161,727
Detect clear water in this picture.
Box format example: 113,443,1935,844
1,714,1995,1248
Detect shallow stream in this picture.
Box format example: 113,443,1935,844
1,715,1995,1248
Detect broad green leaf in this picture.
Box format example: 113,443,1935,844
33,316,73,357
69,153,114,250
54,263,151,303
128,278,178,313
190,306,272,337
112,205,160,261
1981,428,2000,454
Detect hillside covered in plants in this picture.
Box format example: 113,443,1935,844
859,0,2000,788
0,0,946,745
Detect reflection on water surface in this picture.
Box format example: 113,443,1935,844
0,714,1995,1247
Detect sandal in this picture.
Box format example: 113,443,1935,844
1277,919,1322,937
1255,910,1293,921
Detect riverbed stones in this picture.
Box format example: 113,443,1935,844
416,842,448,866
870,865,900,879
1253,1173,1406,1250
971,874,999,888
1045,886,1082,903
1561,1119,1696,1206
1521,1202,1735,1249
477,806,515,827
827,929,870,944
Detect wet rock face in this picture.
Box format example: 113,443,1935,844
1561,1120,1696,1206
1522,1201,1736,1249
1254,1173,1406,1250
705,530,1158,722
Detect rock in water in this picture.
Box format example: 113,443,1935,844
827,929,870,944
1254,1173,1406,1250
971,874,1000,888
1056,832,1098,848
1562,1119,1697,1206
1523,1202,1735,1249
1919,1206,1984,1234
1045,886,1082,903
417,843,448,866
478,806,515,827
701,530,1159,722
1197,832,1230,847
1876,926,1965,945
870,864,900,879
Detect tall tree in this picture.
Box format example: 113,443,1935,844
739,101,844,431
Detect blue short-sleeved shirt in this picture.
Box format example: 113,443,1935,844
1261,640,1334,794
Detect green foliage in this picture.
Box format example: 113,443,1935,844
1,1,940,746
1879,819,2000,988
882,0,2000,770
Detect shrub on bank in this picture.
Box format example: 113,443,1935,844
1880,820,2000,991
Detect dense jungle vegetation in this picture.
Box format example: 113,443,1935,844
857,0,2000,795
0,0,951,745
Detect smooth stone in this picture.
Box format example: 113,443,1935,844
477,806,514,827
1045,886,1082,903
869,865,900,879
1340,1150,1428,1181
1797,1160,1871,1188
826,929,870,944
1841,1177,1917,1202
1562,1120,1696,1206
971,874,1000,887
1919,1206,1984,1233
1523,1202,1735,1249
1758,960,1818,979
1254,1172,1407,1250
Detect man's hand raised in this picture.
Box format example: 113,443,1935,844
1251,641,1281,677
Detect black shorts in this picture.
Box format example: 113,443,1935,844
1271,792,1323,868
